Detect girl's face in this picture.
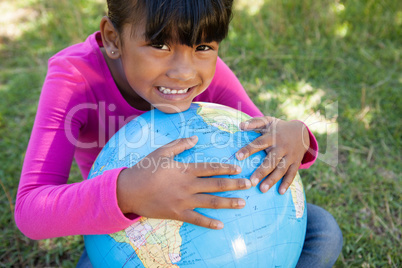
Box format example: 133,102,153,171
117,22,219,113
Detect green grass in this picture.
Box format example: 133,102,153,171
0,0,401,266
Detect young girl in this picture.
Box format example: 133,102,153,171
15,0,342,267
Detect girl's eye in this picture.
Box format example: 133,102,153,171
196,45,212,51
151,44,169,50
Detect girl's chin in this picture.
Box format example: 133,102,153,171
152,102,192,114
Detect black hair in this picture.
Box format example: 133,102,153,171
107,0,233,46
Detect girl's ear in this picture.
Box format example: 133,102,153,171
100,16,121,59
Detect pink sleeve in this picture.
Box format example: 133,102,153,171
14,62,139,240
201,57,319,168
298,121,319,169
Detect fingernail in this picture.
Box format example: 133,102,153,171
251,177,259,186
245,180,252,188
190,135,198,141
238,199,246,207
279,188,286,195
216,222,224,229
236,152,244,160
236,166,242,173
261,184,269,192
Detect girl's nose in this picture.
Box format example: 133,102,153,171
166,53,196,81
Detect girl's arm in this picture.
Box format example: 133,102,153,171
15,61,138,240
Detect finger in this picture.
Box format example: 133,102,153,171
278,163,299,195
239,116,276,130
259,156,289,193
180,209,224,230
158,136,198,157
186,162,242,177
194,194,246,209
249,148,283,186
193,177,251,193
236,135,274,160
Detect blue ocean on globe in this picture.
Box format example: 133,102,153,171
84,102,307,268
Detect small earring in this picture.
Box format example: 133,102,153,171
111,51,115,54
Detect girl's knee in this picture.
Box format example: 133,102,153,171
305,204,343,266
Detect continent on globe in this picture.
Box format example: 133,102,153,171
84,102,308,268
289,173,305,218
197,102,250,134
110,219,183,267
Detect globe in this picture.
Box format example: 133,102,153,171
84,102,307,267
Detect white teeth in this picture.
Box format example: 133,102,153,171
158,87,190,94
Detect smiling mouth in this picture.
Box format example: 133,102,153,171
157,86,191,95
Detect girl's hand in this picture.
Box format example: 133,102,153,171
236,117,310,194
116,136,251,230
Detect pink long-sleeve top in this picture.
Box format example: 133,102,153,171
15,32,318,240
